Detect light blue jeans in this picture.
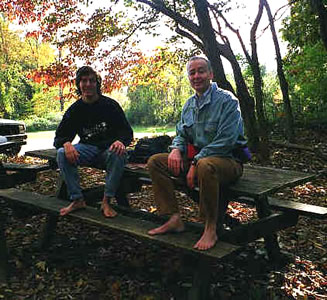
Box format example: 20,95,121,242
56,143,127,201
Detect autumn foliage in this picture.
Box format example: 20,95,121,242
0,0,148,95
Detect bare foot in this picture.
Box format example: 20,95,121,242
60,200,86,216
101,197,117,218
148,214,184,235
193,224,217,251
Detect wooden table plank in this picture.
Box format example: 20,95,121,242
238,196,327,219
25,148,57,160
25,149,316,197
230,165,316,196
2,163,50,172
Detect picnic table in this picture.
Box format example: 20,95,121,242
1,147,326,299
22,148,326,254
0,142,49,188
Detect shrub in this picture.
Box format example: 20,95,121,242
24,113,62,132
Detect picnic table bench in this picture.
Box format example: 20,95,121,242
1,147,326,299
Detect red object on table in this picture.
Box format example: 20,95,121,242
187,143,199,160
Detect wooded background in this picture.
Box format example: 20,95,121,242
0,0,326,159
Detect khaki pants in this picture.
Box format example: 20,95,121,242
147,153,243,224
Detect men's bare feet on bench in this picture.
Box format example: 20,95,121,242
148,213,184,235
60,200,86,216
101,196,117,218
193,223,217,251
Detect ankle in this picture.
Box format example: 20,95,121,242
170,213,182,222
72,199,85,204
102,196,110,204
205,222,216,232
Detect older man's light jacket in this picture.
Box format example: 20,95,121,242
171,82,247,163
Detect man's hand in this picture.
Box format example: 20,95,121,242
63,142,79,164
168,148,184,176
186,164,196,189
109,140,126,156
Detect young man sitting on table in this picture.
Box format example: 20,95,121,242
54,66,133,217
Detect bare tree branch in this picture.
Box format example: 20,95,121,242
209,6,230,46
258,0,296,38
175,26,204,51
250,1,264,61
209,4,252,64
136,0,200,36
263,0,294,140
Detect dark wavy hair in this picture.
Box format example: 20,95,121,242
75,66,102,96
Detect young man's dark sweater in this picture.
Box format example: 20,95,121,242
54,95,133,150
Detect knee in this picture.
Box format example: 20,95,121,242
147,154,158,170
106,151,126,166
147,153,165,171
56,147,65,163
197,158,216,176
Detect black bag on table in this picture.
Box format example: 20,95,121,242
128,135,172,163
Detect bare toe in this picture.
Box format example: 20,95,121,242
101,203,117,218
148,215,184,235
193,231,217,251
60,207,69,216
60,201,86,216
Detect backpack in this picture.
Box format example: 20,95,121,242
128,135,172,163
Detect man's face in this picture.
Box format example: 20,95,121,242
79,74,98,98
187,59,213,95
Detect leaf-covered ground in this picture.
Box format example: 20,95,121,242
0,128,326,299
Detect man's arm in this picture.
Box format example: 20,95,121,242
167,104,192,176
167,148,184,176
111,100,133,147
63,141,80,164
169,103,191,154
54,108,77,149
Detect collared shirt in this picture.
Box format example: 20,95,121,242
195,85,212,108
171,82,247,162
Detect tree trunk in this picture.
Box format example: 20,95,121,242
192,0,260,151
229,53,260,151
59,84,64,112
264,0,294,141
250,0,270,160
192,0,234,93
58,48,64,111
310,0,327,51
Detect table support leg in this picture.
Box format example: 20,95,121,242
0,161,8,189
0,161,5,175
186,255,211,300
217,188,231,235
56,176,69,200
39,214,58,250
0,209,8,283
116,184,130,207
256,195,281,261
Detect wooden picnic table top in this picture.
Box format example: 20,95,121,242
25,148,316,198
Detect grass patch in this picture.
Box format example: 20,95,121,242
26,126,176,140
27,131,56,140
132,125,175,134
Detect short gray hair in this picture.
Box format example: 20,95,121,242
187,56,213,73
